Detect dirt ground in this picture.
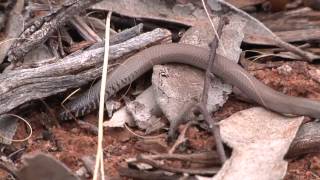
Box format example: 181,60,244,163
1,0,320,179
1,61,317,179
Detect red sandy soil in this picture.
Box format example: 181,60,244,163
0,61,319,179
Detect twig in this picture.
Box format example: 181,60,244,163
8,147,26,160
118,167,194,180
168,121,194,154
109,23,144,45
57,29,66,57
136,155,219,175
197,105,226,162
201,0,226,55
124,124,166,139
199,16,228,163
70,15,102,42
139,151,221,165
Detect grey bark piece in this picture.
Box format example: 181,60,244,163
105,87,163,132
216,15,245,61
104,108,131,128
105,100,121,118
215,0,319,61
91,0,203,26
152,16,245,124
89,23,144,49
180,21,215,49
20,44,55,68
93,0,319,61
126,87,163,130
109,23,144,45
0,115,18,145
152,64,232,123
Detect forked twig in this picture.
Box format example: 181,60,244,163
168,121,194,154
199,16,228,163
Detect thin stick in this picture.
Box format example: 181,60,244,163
168,121,193,154
140,151,220,165
200,16,228,163
93,11,112,180
136,155,219,175
198,105,226,162
124,124,166,139
201,0,226,55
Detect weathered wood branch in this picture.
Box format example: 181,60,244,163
7,0,103,63
0,28,171,115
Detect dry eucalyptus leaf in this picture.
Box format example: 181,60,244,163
211,107,303,180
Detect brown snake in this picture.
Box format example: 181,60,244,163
60,43,320,157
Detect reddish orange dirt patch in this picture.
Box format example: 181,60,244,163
0,62,319,179
8,114,139,178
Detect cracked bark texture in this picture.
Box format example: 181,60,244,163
0,28,171,116
7,0,103,63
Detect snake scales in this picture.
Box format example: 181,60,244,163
60,43,320,157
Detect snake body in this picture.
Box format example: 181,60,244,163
60,43,320,120
59,44,320,157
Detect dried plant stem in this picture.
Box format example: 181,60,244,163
93,11,112,180
200,16,228,163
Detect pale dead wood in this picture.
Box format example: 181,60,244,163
7,0,103,63
0,28,171,116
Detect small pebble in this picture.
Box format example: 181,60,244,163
277,64,293,76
